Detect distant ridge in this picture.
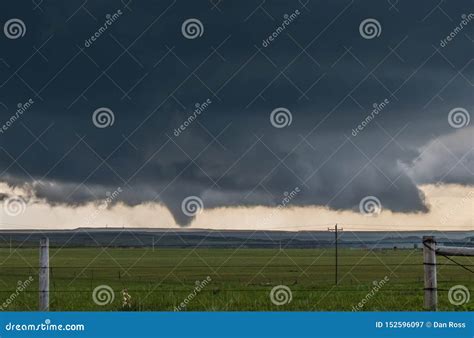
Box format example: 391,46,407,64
0,228,472,249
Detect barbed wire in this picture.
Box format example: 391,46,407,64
0,288,464,293
422,240,474,274
1,262,473,269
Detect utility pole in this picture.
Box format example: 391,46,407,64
328,224,343,285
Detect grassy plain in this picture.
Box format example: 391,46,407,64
0,248,472,311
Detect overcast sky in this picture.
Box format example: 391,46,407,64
0,0,472,229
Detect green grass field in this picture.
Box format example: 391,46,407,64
0,247,472,311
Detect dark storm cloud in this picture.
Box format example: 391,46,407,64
407,128,473,185
0,0,472,225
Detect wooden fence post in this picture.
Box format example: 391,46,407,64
39,238,49,311
423,236,437,311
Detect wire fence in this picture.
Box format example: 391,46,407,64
0,235,473,310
